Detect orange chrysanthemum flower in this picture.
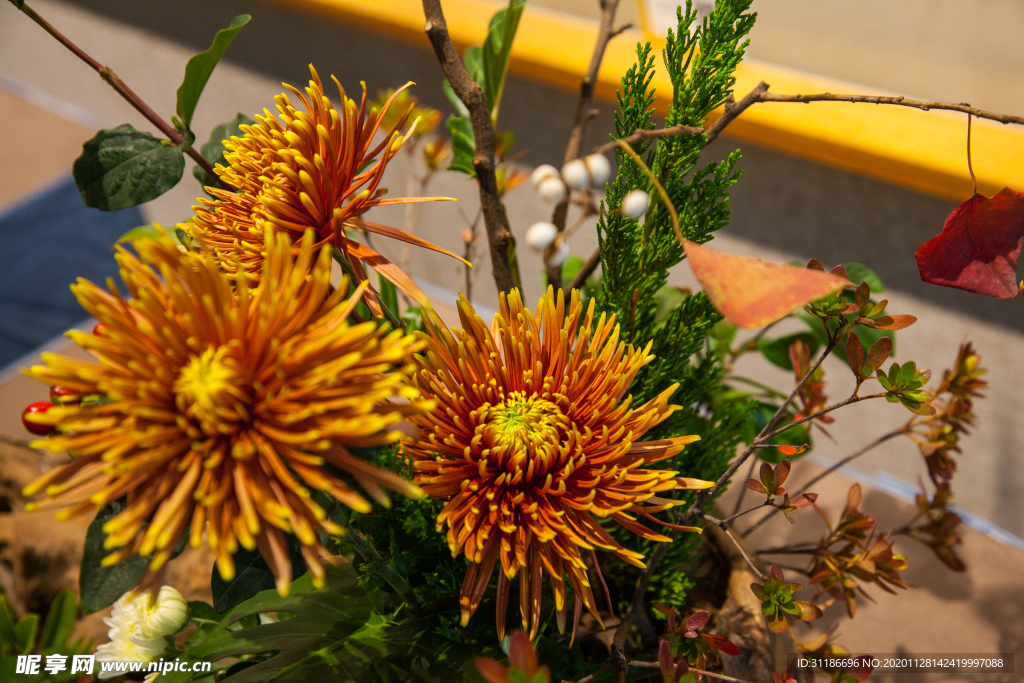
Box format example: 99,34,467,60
22,229,430,594
404,288,711,639
184,65,465,314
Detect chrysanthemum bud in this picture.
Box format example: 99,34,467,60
530,164,560,188
461,227,474,244
621,189,650,218
584,154,611,187
561,159,589,190
526,222,558,251
537,177,567,204
138,586,189,638
547,238,570,267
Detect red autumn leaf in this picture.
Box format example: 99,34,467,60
684,240,850,328
777,444,808,456
508,631,539,676
915,187,1024,298
476,659,511,683
701,633,741,656
788,492,818,509
745,479,768,494
869,314,917,330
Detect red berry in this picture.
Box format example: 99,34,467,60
93,322,110,335
49,385,79,405
22,401,56,436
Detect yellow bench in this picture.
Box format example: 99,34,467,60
269,0,1024,201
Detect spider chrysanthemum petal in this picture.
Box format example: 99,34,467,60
22,228,430,595
404,287,710,639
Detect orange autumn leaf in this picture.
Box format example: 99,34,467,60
683,240,850,329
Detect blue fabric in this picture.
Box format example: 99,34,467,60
0,176,144,367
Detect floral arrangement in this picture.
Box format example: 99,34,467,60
6,0,1017,681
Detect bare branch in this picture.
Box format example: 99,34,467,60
568,247,601,292
701,514,766,581
755,392,888,443
591,123,704,155
422,0,518,294
629,660,757,683
547,0,624,291
758,91,1024,127
15,2,225,186
742,426,907,537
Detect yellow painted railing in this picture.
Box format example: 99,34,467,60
269,0,1024,201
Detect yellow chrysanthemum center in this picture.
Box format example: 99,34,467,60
174,347,249,435
480,393,566,474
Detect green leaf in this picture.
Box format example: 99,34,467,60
39,589,76,650
73,124,185,211
0,595,17,647
463,46,484,85
653,284,687,326
79,501,149,613
843,262,885,294
896,361,917,387
193,112,255,188
481,0,526,122
175,15,251,126
441,79,470,118
212,544,306,614
758,333,820,371
445,114,476,176
14,614,38,654
116,223,180,244
378,274,399,323
188,601,220,627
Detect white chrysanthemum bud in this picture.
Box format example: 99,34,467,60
621,189,650,218
537,177,567,204
583,154,611,187
547,238,570,268
137,586,188,639
561,159,589,190
530,164,560,188
526,222,558,251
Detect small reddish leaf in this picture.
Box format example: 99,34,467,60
870,314,917,331
846,333,864,377
759,462,775,491
508,630,538,676
864,337,893,373
767,614,789,634
659,639,674,681
789,493,818,509
745,479,768,494
685,610,710,632
684,240,850,328
830,264,848,279
476,659,511,683
769,564,785,582
915,187,1024,298
774,459,791,488
750,583,768,601
806,258,825,271
701,634,741,656
674,660,689,680
795,601,823,621
777,444,803,456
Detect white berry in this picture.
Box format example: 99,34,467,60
621,189,650,219
547,238,571,267
526,222,558,251
530,164,560,188
561,159,589,190
537,176,567,204
584,154,611,187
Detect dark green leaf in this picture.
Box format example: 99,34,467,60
176,15,251,126
481,0,526,120
39,589,76,650
188,601,220,627
843,262,885,294
378,274,399,324
80,501,149,613
446,115,476,176
0,595,18,647
73,124,185,211
212,544,306,614
193,112,255,188
758,333,820,370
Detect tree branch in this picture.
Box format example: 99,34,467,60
701,515,766,581
742,426,908,537
628,661,755,683
422,0,517,294
754,392,888,443
591,122,705,155
757,91,1024,126
547,0,623,291
568,247,602,292
16,2,224,185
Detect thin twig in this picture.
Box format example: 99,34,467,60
591,123,704,155
568,247,602,292
701,515,766,581
628,661,756,683
966,113,977,195
705,81,771,145
755,392,887,443
742,426,907,537
547,0,624,291
729,457,761,516
562,663,610,683
422,0,518,294
757,91,1024,127
15,2,224,185
720,500,772,528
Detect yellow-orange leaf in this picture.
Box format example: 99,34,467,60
684,240,850,329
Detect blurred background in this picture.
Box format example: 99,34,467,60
1,0,1022,670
